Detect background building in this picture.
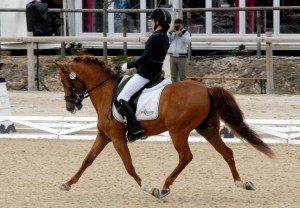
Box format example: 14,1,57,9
1,0,300,52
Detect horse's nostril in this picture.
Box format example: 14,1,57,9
76,104,83,110
66,106,76,114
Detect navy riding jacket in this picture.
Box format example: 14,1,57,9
127,30,170,80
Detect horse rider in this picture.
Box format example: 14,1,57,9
117,8,171,142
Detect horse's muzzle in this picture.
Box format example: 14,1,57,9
66,102,82,113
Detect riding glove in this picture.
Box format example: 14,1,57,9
121,63,129,72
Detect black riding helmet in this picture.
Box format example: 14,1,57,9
150,8,171,24
150,8,171,31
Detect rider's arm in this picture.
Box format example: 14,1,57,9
127,35,156,69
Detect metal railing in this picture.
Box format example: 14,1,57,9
1,6,300,92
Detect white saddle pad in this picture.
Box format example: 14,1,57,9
113,77,172,122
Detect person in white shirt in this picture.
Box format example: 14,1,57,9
167,18,191,82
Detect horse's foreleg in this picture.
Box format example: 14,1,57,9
60,132,111,191
112,139,162,198
161,135,193,198
112,139,141,182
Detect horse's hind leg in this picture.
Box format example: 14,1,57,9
196,111,256,190
60,131,111,191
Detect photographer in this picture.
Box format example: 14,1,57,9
167,18,191,82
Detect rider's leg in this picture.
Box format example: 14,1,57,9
117,74,150,142
119,99,144,142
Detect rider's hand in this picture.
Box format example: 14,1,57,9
121,63,128,72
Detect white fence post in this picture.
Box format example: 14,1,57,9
266,32,274,94
27,32,36,91
0,79,15,133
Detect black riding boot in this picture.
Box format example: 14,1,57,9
119,99,144,142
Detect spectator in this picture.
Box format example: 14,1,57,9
167,18,191,82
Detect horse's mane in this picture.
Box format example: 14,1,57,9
72,56,113,74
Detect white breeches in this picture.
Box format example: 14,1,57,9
117,74,150,102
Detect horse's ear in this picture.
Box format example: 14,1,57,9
55,61,65,71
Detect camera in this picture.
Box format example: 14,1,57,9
174,25,180,31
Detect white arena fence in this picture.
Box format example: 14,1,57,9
0,116,300,144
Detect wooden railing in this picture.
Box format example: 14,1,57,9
187,76,267,94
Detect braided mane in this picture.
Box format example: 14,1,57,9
72,56,113,74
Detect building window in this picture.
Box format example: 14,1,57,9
114,0,140,33
245,0,255,33
82,0,105,33
41,0,62,36
280,0,300,33
146,0,170,32
246,0,273,34
184,0,206,34
212,0,236,33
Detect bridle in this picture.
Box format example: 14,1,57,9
62,63,119,110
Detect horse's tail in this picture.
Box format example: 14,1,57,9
208,87,274,159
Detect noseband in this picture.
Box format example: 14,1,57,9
62,64,119,108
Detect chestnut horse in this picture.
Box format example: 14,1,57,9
55,56,274,199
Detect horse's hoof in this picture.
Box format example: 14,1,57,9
244,181,256,190
160,189,170,199
60,183,71,191
152,188,161,199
